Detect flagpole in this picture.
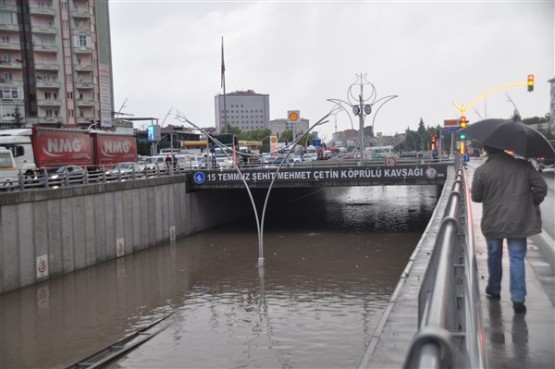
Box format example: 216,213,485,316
221,36,227,133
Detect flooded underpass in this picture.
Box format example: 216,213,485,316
1,185,439,369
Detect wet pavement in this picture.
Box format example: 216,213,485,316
361,160,555,368
468,159,555,369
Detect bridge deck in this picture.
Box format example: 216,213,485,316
189,162,451,190
360,163,555,369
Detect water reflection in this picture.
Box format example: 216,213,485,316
0,185,437,369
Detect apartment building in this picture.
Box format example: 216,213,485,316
0,0,113,128
214,90,269,133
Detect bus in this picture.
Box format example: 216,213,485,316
365,145,396,159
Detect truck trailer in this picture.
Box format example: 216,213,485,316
0,127,138,175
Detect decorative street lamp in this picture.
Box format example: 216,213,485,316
175,110,331,268
327,73,397,166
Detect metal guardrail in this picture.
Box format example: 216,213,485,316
402,163,486,369
0,165,195,192
1,158,454,193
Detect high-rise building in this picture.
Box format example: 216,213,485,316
0,0,114,128
214,90,269,133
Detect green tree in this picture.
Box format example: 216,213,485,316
13,107,24,127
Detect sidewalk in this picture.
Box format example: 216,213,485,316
467,161,555,369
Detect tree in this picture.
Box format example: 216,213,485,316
13,107,24,127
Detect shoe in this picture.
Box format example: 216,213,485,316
486,287,500,300
513,302,526,314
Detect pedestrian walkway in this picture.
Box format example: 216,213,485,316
468,162,555,369
360,162,555,368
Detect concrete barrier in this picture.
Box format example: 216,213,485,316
0,175,249,294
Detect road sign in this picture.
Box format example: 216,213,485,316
443,126,460,133
287,110,300,123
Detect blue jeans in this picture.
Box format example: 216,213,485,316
486,238,527,303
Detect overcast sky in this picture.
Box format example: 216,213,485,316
108,1,553,141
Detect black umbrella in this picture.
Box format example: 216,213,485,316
458,117,555,159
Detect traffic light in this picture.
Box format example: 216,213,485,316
431,134,437,143
460,133,467,140
527,74,534,92
459,115,468,129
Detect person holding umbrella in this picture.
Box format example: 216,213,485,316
462,117,551,314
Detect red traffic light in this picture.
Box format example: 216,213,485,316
527,74,534,92
459,116,468,128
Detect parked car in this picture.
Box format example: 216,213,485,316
104,162,146,180
144,156,167,173
174,154,200,170
538,157,554,173
44,165,86,187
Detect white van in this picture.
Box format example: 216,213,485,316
0,147,19,188
174,154,199,170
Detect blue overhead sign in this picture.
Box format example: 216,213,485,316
443,126,460,133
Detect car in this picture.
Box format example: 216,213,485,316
174,154,200,170
104,162,146,180
144,156,167,173
215,156,233,169
44,165,86,187
537,157,554,173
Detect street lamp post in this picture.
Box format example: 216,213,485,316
327,73,397,166
176,110,331,268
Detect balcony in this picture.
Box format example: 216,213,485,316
76,99,95,107
0,23,19,32
74,64,93,72
36,80,61,88
73,46,92,54
0,4,17,12
33,43,58,52
76,116,95,124
29,6,56,16
34,63,59,71
0,42,21,51
0,60,24,69
31,25,57,35
75,81,93,89
37,99,62,107
71,8,91,19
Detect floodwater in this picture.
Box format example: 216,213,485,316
0,185,438,369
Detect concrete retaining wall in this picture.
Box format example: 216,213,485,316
0,175,249,294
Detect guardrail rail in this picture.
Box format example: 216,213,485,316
402,164,486,369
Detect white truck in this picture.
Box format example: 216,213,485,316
0,128,36,176
0,147,19,189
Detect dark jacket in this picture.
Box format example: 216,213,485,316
471,152,547,238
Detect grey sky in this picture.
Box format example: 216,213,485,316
109,1,554,141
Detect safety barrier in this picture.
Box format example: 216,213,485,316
402,164,486,369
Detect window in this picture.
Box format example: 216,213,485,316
62,20,69,29
67,91,73,99
1,86,20,100
65,56,71,65
1,54,10,63
1,35,10,44
68,109,74,117
44,92,51,99
0,12,16,25
66,74,72,82
61,1,68,10
78,35,87,47
3,72,12,81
